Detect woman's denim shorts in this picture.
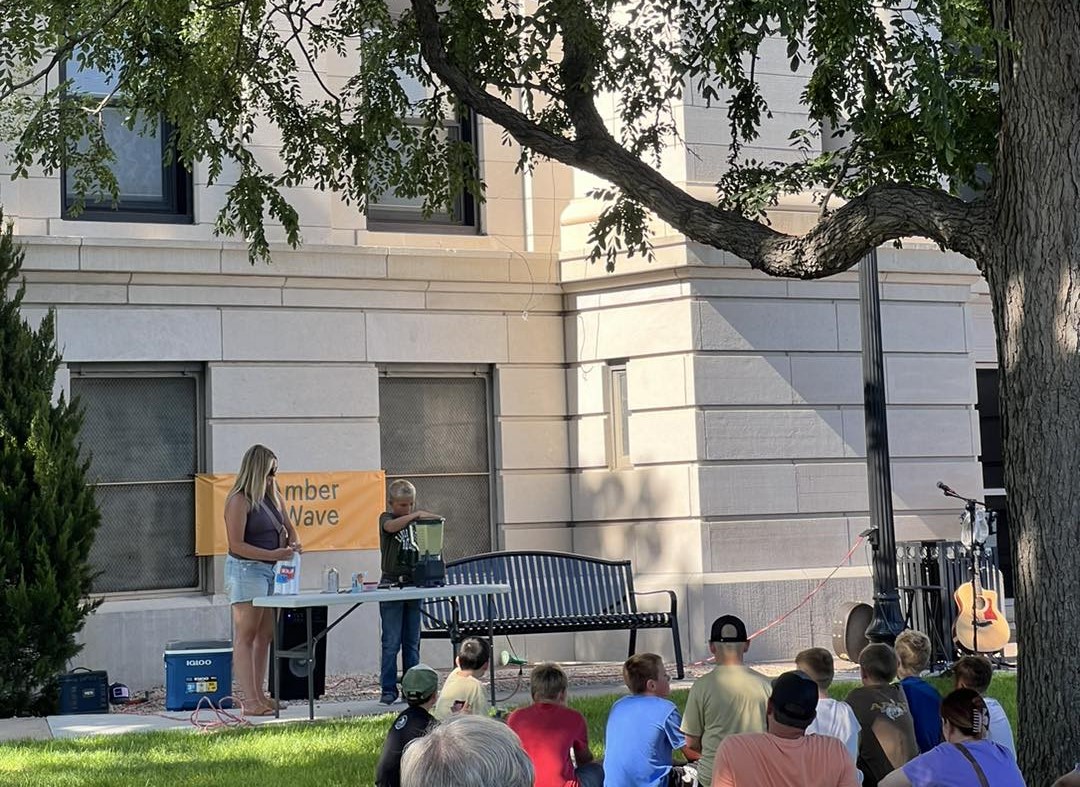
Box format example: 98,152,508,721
224,555,276,604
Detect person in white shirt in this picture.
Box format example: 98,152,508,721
797,647,862,780
952,655,1015,757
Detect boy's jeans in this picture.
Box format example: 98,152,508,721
379,599,422,696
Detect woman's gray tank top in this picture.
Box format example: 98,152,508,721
230,496,286,562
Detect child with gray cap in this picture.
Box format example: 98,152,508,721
376,664,440,787
712,671,859,787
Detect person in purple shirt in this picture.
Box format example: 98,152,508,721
879,689,1026,787
604,653,697,787
894,631,943,753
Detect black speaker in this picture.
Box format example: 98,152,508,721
57,668,109,714
269,606,328,701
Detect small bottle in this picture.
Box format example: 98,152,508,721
274,551,301,595
324,565,339,594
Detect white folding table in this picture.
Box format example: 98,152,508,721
253,583,510,719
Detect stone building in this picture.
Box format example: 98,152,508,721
2,37,1000,688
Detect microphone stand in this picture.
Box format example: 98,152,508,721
937,484,992,657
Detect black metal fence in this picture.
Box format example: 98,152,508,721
895,539,1004,667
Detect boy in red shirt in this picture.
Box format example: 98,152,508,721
507,662,603,787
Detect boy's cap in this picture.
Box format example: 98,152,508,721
401,664,439,702
770,671,818,729
710,615,748,643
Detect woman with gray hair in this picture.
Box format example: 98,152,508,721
401,714,534,787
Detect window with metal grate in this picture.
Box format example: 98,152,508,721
379,374,493,561
71,367,202,593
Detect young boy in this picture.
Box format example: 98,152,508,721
953,654,1016,757
432,637,491,720
796,647,861,768
893,630,942,753
604,653,697,787
844,644,918,787
681,615,772,787
506,662,603,787
375,664,440,787
377,479,437,704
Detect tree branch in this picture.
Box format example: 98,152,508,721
0,1,133,103
410,0,580,162
279,3,340,104
409,0,994,275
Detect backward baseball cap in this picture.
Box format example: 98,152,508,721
401,664,439,702
710,614,748,643
769,671,818,729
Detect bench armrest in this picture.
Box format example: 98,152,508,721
633,588,678,617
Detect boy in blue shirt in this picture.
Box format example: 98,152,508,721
894,630,942,753
604,653,697,787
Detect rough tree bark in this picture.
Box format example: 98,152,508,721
984,3,1080,783
410,0,1078,778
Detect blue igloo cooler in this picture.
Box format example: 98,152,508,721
164,640,233,711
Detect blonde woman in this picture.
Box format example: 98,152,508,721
224,444,300,715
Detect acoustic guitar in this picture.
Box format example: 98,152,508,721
954,547,1010,653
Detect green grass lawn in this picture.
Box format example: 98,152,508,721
0,674,1017,787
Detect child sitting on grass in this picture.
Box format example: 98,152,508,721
952,655,1015,757
507,662,603,787
845,644,918,787
796,647,861,769
894,630,942,753
604,653,698,787
432,637,491,720
375,664,439,787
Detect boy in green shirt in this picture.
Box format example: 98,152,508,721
680,615,772,787
378,479,437,704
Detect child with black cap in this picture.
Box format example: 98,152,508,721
712,671,860,787
680,615,773,787
375,664,440,787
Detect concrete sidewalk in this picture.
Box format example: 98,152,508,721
0,677,652,743
0,656,875,743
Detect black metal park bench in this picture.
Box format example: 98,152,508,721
419,550,685,679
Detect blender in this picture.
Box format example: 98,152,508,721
412,516,446,587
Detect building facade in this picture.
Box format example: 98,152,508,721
3,38,998,688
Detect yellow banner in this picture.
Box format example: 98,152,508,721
194,470,386,555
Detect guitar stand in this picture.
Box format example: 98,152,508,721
966,514,982,657
898,583,953,673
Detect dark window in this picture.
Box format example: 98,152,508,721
367,70,477,230
379,374,493,560
975,368,1012,596
61,59,192,222
72,367,202,592
975,369,1003,489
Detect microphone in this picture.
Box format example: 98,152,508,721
937,480,956,496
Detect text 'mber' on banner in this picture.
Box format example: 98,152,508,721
194,470,386,555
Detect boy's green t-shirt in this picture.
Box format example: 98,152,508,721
379,511,419,581
680,665,773,786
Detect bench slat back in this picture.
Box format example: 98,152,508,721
422,551,637,629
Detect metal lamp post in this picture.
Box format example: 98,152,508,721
859,248,906,644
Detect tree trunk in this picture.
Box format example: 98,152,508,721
985,3,1080,783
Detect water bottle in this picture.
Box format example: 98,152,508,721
274,551,301,595
324,565,339,594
